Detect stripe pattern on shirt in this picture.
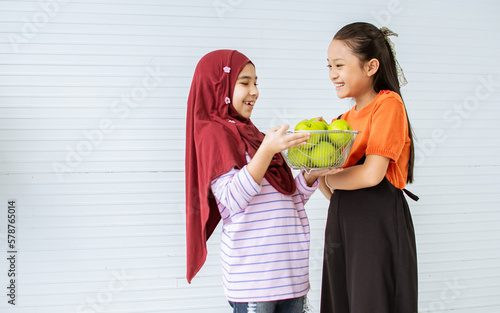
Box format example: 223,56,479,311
211,153,318,302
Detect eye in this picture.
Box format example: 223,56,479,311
336,64,344,68
326,64,332,68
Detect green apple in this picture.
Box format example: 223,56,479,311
309,141,341,168
311,120,328,130
295,120,328,146
328,119,353,147
309,117,329,128
287,146,310,167
295,120,328,131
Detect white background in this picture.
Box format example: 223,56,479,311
1,0,499,312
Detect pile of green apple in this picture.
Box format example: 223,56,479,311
287,117,353,168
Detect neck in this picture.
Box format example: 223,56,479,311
354,89,378,111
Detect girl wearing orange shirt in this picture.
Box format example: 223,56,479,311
319,22,419,313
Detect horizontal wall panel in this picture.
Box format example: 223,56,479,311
1,0,499,312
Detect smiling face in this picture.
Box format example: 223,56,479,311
327,39,378,108
231,63,259,119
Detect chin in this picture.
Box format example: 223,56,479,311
336,91,348,99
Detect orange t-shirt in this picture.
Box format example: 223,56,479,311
337,90,411,189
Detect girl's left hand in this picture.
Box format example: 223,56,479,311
303,167,343,187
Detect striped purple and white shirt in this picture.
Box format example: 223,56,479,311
210,153,319,303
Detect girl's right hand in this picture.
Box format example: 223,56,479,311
247,125,309,185
261,125,310,155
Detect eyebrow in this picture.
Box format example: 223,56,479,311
237,75,257,80
327,58,344,62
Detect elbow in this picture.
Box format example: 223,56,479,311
359,156,389,188
363,168,386,188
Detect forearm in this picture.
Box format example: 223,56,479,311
294,172,320,205
302,171,319,187
246,146,275,185
325,166,375,190
325,155,390,191
318,177,333,201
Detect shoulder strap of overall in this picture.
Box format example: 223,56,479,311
403,188,419,201
355,154,419,201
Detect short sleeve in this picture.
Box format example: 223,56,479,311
366,95,408,161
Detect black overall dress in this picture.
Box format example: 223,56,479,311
321,155,419,313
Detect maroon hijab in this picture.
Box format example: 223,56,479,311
185,50,295,283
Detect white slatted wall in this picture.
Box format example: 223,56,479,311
0,0,499,312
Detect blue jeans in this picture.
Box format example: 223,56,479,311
229,296,306,313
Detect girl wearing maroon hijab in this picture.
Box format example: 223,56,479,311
185,50,338,312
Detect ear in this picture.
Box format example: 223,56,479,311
365,58,379,77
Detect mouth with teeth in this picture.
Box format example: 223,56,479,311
244,101,255,107
335,82,345,90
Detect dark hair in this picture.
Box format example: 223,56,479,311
334,22,415,184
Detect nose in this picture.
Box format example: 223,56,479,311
250,84,259,98
329,68,338,81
